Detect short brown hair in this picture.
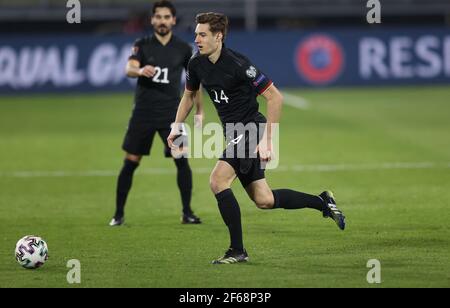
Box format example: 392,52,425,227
196,12,229,42
153,0,176,17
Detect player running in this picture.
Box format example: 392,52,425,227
110,1,203,226
168,12,345,264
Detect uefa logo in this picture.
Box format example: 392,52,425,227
294,35,344,85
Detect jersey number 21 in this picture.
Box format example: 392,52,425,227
152,67,170,84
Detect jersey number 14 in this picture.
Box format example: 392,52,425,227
212,90,229,104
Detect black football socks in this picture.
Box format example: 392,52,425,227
174,158,193,216
114,159,139,219
272,189,325,212
215,189,244,251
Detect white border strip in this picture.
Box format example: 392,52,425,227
0,162,447,178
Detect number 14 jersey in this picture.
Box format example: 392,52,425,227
186,46,273,125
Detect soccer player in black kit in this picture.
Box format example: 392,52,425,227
168,13,346,264
110,1,203,226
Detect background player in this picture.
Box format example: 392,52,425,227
168,12,346,264
110,1,203,226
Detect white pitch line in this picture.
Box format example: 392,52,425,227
281,92,310,109
290,162,438,172
0,162,447,178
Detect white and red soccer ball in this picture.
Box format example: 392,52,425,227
15,236,49,269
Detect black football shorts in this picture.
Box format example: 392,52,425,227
122,119,172,157
219,122,266,188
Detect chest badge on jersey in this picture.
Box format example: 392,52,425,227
246,66,258,79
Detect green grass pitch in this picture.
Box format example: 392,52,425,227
0,86,449,288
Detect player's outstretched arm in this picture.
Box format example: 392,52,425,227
126,59,155,78
168,89,198,148
262,83,283,126
257,84,284,162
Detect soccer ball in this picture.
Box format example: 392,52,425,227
15,236,49,269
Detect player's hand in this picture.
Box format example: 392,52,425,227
167,132,178,150
167,123,183,150
255,137,274,162
194,112,204,129
139,65,156,78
